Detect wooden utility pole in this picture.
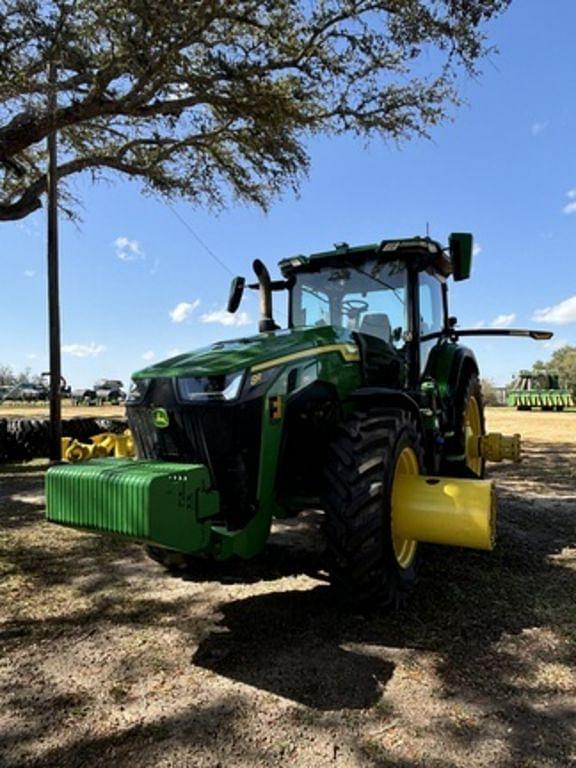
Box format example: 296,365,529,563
47,59,62,461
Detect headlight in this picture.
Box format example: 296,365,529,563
177,372,244,402
126,378,150,403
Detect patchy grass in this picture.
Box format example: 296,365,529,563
0,410,574,767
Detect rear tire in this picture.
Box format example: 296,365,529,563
446,372,486,479
322,408,424,609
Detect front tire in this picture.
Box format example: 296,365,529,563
323,408,424,609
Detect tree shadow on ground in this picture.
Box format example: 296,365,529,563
0,474,45,530
490,440,576,495
191,438,576,763
192,534,575,761
171,509,328,585
193,584,394,710
0,476,210,650
1,695,262,768
1,442,575,767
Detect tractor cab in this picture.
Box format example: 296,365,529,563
280,237,459,388
227,234,472,391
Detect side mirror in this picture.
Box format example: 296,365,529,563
227,276,245,313
449,232,473,281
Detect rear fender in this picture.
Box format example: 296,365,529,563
425,344,480,449
426,343,478,405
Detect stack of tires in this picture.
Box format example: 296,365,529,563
0,419,50,461
0,419,11,462
0,417,127,462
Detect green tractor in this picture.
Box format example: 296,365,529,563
46,234,551,607
506,370,574,411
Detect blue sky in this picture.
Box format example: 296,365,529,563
1,0,575,388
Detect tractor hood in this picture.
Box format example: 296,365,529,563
134,326,358,379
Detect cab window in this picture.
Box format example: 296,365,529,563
419,270,444,371
291,259,408,351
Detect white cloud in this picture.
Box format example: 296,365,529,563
26,353,38,360
141,350,155,361
531,121,548,136
166,348,182,358
473,243,482,257
114,236,143,261
473,320,485,329
490,313,516,328
561,189,576,215
533,295,576,324
62,342,106,358
24,269,36,277
200,308,252,327
169,299,200,323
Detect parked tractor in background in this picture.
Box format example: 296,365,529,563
0,375,69,404
71,379,126,406
47,233,552,608
2,382,48,402
94,379,125,404
507,370,574,411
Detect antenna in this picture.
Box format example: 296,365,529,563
426,221,430,238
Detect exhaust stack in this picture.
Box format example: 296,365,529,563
253,259,278,333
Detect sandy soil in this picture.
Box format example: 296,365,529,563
486,408,576,444
0,403,126,419
0,408,574,768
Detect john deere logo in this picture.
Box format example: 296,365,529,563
152,408,170,429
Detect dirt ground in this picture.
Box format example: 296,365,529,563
0,408,574,768
0,403,125,419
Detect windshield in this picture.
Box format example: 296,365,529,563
290,259,408,350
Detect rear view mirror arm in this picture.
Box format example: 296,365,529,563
448,329,553,342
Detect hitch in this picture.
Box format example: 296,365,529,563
469,432,522,463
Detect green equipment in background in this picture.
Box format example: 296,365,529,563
506,370,574,411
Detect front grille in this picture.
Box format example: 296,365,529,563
127,385,262,528
128,408,159,458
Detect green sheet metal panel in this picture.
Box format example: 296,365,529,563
46,459,219,552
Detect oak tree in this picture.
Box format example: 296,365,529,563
533,346,576,394
0,0,510,221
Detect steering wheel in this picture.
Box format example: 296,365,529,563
342,299,369,317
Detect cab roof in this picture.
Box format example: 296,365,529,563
278,236,452,277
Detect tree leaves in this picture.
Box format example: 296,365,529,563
0,0,510,221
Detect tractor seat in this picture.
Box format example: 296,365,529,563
359,313,392,344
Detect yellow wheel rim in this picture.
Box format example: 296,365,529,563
391,447,419,569
465,395,483,476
